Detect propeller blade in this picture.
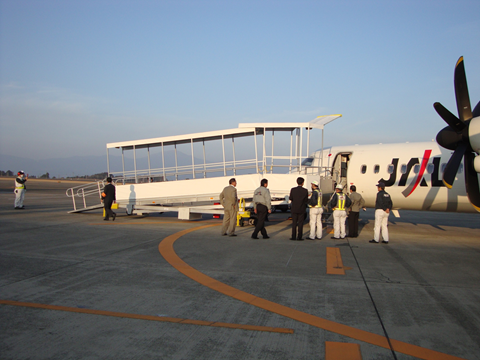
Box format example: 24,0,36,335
436,126,463,150
464,151,480,212
434,102,466,132
443,141,467,188
454,56,472,122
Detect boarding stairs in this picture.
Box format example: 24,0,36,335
66,180,105,213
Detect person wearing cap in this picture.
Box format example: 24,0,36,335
14,170,28,209
328,184,351,239
102,177,116,221
220,178,239,237
289,177,309,240
370,182,393,244
347,185,366,238
307,180,323,240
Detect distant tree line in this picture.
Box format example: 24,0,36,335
0,170,108,180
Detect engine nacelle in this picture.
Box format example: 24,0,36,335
469,116,480,154
474,154,480,173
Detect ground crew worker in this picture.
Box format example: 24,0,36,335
308,180,323,240
328,184,351,239
370,181,393,244
251,178,271,239
14,170,28,209
102,177,116,221
347,185,366,237
220,178,239,237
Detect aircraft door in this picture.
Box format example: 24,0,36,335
331,153,351,188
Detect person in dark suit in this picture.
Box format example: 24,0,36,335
289,177,309,240
102,177,116,221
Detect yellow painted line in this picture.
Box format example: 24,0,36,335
326,247,345,275
325,341,362,360
158,225,466,360
0,299,293,334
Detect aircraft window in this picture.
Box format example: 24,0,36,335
361,165,367,174
441,163,446,173
374,165,380,174
387,164,394,174
457,163,463,174
302,157,314,166
413,164,420,174
400,164,407,174
426,163,434,174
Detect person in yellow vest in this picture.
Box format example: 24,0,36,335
328,184,351,239
14,170,28,209
308,180,323,240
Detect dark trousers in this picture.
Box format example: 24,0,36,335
252,204,268,238
104,200,116,220
348,211,359,237
291,212,306,239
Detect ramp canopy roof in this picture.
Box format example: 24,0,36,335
107,115,341,150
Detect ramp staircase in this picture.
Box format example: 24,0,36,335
66,180,105,213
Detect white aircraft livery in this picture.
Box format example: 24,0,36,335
309,141,478,213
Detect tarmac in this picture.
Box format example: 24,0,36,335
0,178,479,360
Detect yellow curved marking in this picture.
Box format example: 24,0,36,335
159,225,466,360
456,56,464,67
0,299,292,333
443,179,453,189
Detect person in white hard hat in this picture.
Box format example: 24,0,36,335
14,170,28,209
307,180,323,240
327,184,351,239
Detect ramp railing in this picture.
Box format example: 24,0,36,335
66,180,105,212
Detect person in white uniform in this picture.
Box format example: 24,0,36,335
308,180,323,240
328,184,351,239
370,181,393,244
14,170,28,209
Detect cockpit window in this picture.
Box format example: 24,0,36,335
302,157,314,166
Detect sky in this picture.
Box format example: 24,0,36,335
1,0,480,167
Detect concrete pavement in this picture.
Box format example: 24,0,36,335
1,178,479,359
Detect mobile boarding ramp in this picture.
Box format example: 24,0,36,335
66,180,105,213
69,115,341,218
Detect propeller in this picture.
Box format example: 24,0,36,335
434,56,480,211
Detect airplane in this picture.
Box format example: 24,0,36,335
307,56,480,214
67,57,480,217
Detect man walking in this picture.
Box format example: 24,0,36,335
220,178,239,237
289,177,309,241
347,185,365,237
308,180,323,240
328,184,351,239
14,170,28,209
102,177,116,221
251,179,271,239
370,182,393,244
